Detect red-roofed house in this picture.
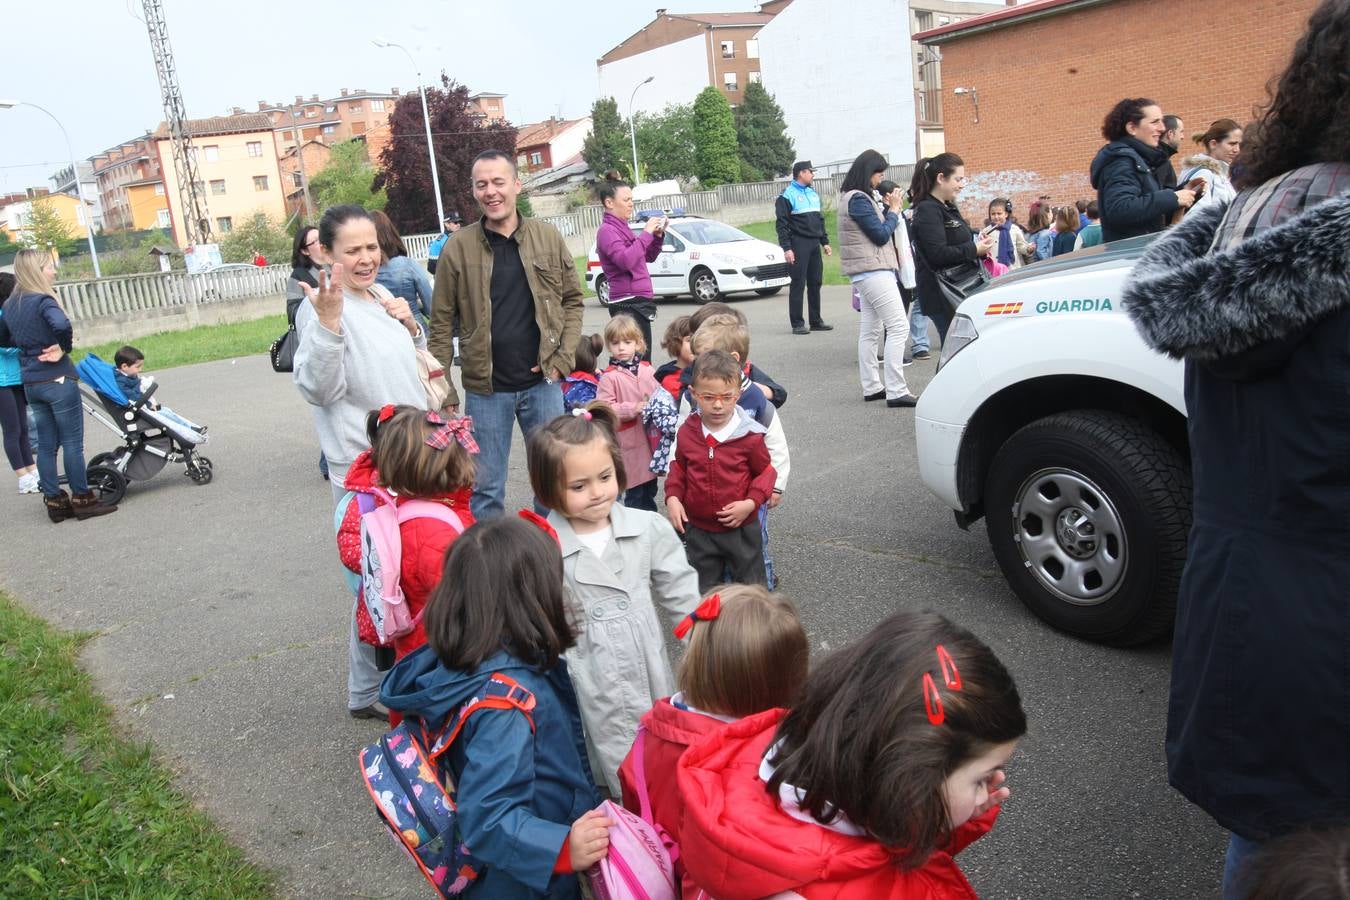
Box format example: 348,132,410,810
597,4,790,113
514,117,593,174
914,0,1320,221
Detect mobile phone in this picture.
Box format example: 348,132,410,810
1186,176,1207,197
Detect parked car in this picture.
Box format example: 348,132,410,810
584,215,790,305
914,236,1191,646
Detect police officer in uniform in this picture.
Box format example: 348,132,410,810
775,160,833,335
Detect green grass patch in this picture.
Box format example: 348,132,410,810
74,315,288,370
0,593,276,897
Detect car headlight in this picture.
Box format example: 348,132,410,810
937,314,978,371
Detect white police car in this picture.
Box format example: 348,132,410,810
584,212,791,305
915,236,1192,647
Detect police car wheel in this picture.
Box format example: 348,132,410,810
689,268,721,305
984,410,1190,646
595,275,610,306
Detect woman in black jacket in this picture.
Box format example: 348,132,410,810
1089,98,1196,242
285,225,329,479
909,153,995,344
1122,2,1350,893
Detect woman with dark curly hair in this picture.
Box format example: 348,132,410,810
1089,98,1197,241
1121,2,1350,896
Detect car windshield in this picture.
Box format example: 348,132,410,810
670,220,754,245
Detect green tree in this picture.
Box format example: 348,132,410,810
636,103,696,181
24,197,77,255
692,87,740,188
583,97,632,179
310,140,388,213
516,193,534,217
735,82,795,181
218,212,293,264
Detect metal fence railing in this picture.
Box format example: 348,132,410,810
57,264,289,322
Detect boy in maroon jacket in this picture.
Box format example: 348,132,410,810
664,350,776,591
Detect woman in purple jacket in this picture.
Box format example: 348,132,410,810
595,171,664,353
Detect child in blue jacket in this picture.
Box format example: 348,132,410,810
380,515,610,899
113,345,207,441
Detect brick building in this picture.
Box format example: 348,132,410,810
597,3,790,115
515,117,593,174
90,134,170,232
915,0,1319,221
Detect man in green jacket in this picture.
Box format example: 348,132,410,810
430,149,585,519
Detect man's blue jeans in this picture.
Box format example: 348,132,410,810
26,378,87,497
465,380,564,520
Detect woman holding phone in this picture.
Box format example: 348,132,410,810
1178,119,1243,215
595,171,663,353
1090,98,1197,241
910,153,996,345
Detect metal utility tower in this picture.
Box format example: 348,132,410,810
142,0,212,244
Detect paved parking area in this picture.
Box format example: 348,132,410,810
0,286,1225,898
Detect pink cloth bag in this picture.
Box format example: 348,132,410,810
588,729,677,900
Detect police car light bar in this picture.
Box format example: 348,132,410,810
637,208,685,220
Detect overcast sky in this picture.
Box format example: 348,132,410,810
2,0,752,195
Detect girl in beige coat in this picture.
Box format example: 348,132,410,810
527,404,701,795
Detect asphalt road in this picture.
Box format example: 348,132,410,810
0,285,1226,899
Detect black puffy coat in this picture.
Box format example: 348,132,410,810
910,197,979,338
1122,176,1350,841
1090,137,1180,242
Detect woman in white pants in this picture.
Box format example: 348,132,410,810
838,149,918,407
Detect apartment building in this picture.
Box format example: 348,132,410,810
47,161,103,232
515,117,593,174
0,190,95,244
90,134,169,232
596,3,789,115
153,115,288,246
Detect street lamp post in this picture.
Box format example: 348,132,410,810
628,76,654,186
373,39,446,228
0,100,102,278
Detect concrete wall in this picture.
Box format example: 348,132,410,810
928,0,1317,223
757,0,918,168
598,36,710,116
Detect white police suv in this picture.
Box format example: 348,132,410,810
915,236,1191,646
584,213,791,305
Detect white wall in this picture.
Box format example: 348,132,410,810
757,0,918,167
598,35,710,117
551,118,592,166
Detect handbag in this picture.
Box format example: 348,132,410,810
269,325,297,373
417,348,453,411
932,259,989,313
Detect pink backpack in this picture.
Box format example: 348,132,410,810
358,486,465,645
588,728,677,900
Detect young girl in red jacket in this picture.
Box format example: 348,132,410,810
617,583,808,888
596,314,661,511
337,404,477,664
677,610,1028,900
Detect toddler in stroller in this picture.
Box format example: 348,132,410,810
74,353,214,503
114,346,207,441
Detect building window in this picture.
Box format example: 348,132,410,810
210,179,226,195
154,183,165,196
292,172,303,187
306,108,318,118
292,110,302,118
325,104,337,113
723,72,738,92
747,39,759,59
216,216,233,233
247,141,263,157
254,175,269,191
371,99,385,112
157,209,171,228
349,104,362,114
529,151,543,166
203,145,219,163
721,40,735,58
748,71,762,85
322,124,337,135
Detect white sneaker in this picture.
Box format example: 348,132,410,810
17,473,39,494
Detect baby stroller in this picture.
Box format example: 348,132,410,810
73,354,214,505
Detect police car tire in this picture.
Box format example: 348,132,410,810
689,268,721,305
984,410,1191,647
594,275,610,306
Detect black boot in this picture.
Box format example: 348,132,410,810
70,491,117,520
44,490,73,523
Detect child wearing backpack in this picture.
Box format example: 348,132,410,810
561,333,603,411
617,583,808,888
378,516,611,899
526,403,701,797
678,610,1028,900
337,404,476,665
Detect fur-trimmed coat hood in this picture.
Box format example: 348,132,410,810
1122,192,1350,379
